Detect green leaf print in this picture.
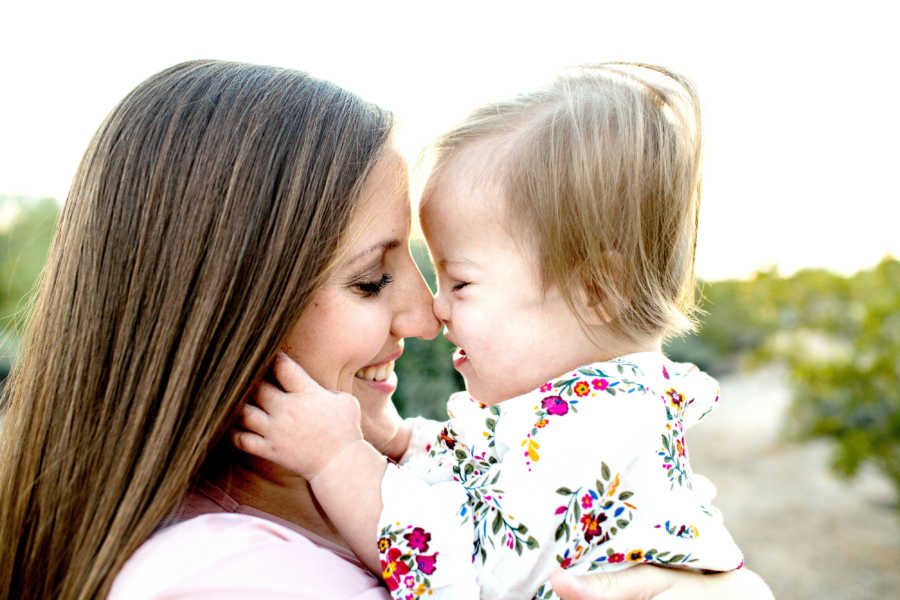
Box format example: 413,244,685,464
492,511,502,535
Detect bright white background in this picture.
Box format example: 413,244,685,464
2,0,897,280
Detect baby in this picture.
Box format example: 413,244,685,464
239,64,742,599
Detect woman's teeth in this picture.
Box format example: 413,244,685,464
355,361,395,382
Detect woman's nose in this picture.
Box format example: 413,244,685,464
391,258,441,340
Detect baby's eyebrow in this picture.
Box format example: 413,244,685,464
439,257,478,270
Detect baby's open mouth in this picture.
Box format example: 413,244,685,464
354,360,395,382
452,347,467,366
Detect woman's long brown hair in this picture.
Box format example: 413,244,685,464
0,60,392,599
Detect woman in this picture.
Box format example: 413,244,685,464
0,60,771,599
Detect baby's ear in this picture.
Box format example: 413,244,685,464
575,251,625,326
575,287,614,327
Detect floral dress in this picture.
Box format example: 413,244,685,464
377,352,743,600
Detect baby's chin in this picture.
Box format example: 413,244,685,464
466,382,519,406
464,380,535,407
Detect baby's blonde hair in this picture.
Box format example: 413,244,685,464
425,63,703,344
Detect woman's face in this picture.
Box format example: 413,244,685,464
281,143,440,445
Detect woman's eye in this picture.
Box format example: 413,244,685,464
452,281,470,292
356,273,393,297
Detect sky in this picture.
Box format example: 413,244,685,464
2,0,898,281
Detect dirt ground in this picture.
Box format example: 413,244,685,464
688,365,900,599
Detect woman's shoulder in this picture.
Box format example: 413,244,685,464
110,494,389,599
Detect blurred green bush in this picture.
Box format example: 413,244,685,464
0,196,60,382
666,259,900,508
766,260,900,507
2,198,898,506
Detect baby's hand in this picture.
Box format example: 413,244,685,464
233,353,364,480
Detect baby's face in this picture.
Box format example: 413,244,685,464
420,166,600,406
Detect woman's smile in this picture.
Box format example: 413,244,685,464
354,361,396,382
354,347,404,392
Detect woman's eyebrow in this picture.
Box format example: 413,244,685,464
347,239,401,266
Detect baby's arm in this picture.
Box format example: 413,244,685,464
233,353,386,573
236,355,481,598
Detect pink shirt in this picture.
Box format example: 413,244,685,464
110,480,389,599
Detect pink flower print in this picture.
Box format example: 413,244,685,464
608,552,625,563
579,513,609,544
581,493,594,510
662,365,670,379
559,555,573,568
404,575,415,589
438,427,456,450
591,378,608,391
381,548,410,591
403,527,431,552
664,388,684,409
574,381,590,397
541,382,553,393
541,395,569,416
415,552,439,575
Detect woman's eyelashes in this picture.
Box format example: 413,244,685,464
354,273,393,297
452,281,470,292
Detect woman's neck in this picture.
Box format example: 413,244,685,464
216,456,349,549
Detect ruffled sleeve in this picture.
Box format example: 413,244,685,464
659,359,721,430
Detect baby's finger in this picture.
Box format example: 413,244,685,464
255,380,284,413
231,430,271,460
272,352,316,393
240,403,270,435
